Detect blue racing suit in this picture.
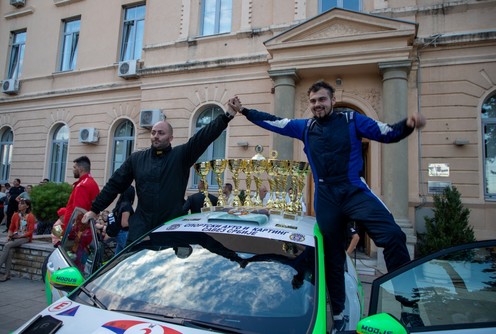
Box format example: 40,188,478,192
241,108,413,314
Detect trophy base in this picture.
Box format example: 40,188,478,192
283,212,299,221
269,209,283,216
201,207,213,213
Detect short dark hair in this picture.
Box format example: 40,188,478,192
74,156,91,172
307,80,335,98
224,183,233,192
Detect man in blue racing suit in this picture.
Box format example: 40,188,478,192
228,80,426,330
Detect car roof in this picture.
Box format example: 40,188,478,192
153,210,318,247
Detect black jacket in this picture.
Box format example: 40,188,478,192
91,113,232,242
182,191,218,214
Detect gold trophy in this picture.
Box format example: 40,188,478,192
194,161,213,211
251,145,267,206
265,150,279,211
273,159,290,210
242,159,254,207
210,159,228,209
296,161,310,213
228,158,244,207
286,161,308,214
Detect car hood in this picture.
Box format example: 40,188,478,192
13,297,221,334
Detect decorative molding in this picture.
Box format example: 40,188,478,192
53,0,83,7
4,6,34,19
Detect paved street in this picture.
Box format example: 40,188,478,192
0,277,46,334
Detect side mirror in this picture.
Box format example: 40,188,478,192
356,313,408,334
49,267,84,291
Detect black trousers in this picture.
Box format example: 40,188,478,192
316,181,410,314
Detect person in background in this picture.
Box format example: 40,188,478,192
0,199,36,282
182,180,218,214
0,184,7,227
16,184,33,202
346,223,360,256
5,179,24,233
229,80,426,331
63,156,100,232
51,207,66,247
110,185,135,254
223,183,234,206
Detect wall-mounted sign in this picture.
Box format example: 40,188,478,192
428,181,452,194
428,163,450,177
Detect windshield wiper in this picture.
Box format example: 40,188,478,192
112,310,246,333
78,286,107,310
182,318,246,334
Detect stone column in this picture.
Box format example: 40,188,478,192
378,61,416,265
268,69,299,160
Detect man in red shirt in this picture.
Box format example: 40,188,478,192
63,156,100,230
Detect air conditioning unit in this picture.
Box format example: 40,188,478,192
1,79,19,95
79,128,99,144
117,59,139,79
140,109,163,128
10,0,26,8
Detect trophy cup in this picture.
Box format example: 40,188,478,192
251,146,267,206
286,161,308,214
194,161,213,211
265,150,283,212
228,158,244,207
210,159,228,209
242,159,254,207
296,161,310,213
273,159,290,210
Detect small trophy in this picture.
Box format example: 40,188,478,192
242,159,254,207
194,161,213,211
210,159,228,209
296,161,310,213
228,158,244,207
266,150,279,212
274,159,290,210
251,145,267,206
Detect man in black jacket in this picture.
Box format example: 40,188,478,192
182,180,218,214
83,109,236,243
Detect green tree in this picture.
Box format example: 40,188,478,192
417,186,475,257
30,182,72,223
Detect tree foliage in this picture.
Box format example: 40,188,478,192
417,186,475,257
30,182,72,222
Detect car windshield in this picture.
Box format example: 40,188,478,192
373,243,496,329
75,230,317,333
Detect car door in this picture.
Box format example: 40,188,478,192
368,240,496,333
45,207,102,304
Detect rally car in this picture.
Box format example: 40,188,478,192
28,207,363,333
17,207,496,333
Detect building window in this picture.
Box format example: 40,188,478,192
7,31,26,79
111,120,135,175
60,18,80,71
0,128,13,184
320,0,361,12
120,4,146,61
482,93,496,200
192,106,226,187
200,0,232,36
49,124,69,183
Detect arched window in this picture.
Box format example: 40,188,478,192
111,120,135,175
482,93,496,200
49,124,69,183
193,106,226,188
0,128,13,183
